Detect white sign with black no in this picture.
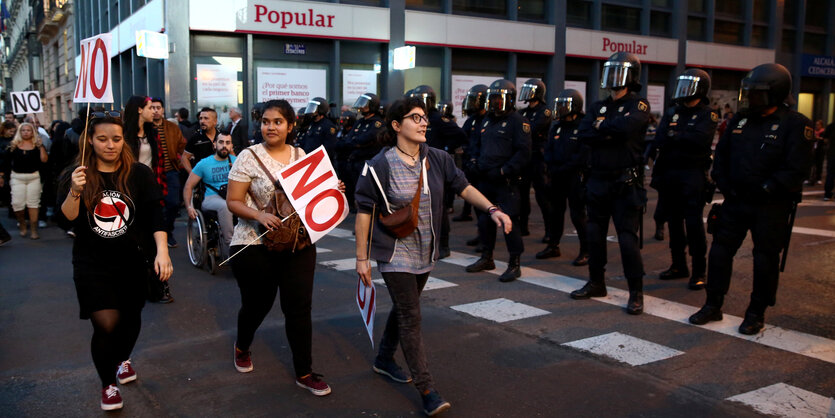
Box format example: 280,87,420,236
10,91,43,115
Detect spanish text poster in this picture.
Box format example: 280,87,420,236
646,85,666,117
196,64,239,107
342,69,378,106
257,67,327,108
451,74,499,126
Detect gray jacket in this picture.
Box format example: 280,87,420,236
355,144,469,263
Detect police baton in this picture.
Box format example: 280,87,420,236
779,201,798,272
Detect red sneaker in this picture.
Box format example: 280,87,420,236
100,384,123,411
117,360,136,384
296,373,331,396
234,344,253,373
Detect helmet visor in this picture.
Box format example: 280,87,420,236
601,62,632,89
518,84,539,102
352,94,373,110
486,90,512,113
409,92,432,108
672,75,702,100
554,97,579,118
462,92,483,116
303,99,322,115
437,103,450,115
738,85,770,112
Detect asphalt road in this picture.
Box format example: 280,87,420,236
1,186,833,417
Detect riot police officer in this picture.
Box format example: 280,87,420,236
409,85,468,258
518,78,553,240
298,97,338,156
437,100,455,120
456,84,489,224
465,79,531,282
537,89,590,266
689,63,812,335
651,69,718,290
343,93,385,211
571,52,650,315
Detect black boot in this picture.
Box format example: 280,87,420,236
738,312,765,335
626,291,643,315
571,252,589,266
498,255,521,283
465,254,495,272
570,280,607,299
688,305,723,325
535,244,560,259
659,263,690,280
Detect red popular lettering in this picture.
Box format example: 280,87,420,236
304,189,344,232
251,4,335,29
602,37,647,55
90,38,109,99
281,149,333,200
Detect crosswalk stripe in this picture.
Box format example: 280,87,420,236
442,251,835,365
315,247,332,253
562,332,685,366
451,298,550,323
726,382,834,418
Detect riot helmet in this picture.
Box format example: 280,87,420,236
672,69,711,102
408,85,437,110
738,63,792,113
352,93,380,116
486,79,516,115
553,89,585,119
437,100,454,118
518,78,546,103
462,84,488,117
338,110,356,128
601,52,642,90
303,97,329,116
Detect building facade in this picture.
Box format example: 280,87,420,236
38,0,76,123
66,0,835,127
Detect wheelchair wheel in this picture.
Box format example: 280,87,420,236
207,251,218,275
187,210,208,268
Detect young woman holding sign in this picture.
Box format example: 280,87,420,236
61,112,172,411
226,99,344,397
354,98,511,416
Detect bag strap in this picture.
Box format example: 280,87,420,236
409,157,424,208
246,147,279,187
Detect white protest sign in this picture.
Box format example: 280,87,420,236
74,33,114,103
451,74,497,126
257,67,327,108
343,69,377,106
10,91,43,115
646,85,666,115
356,277,376,347
277,146,348,243
196,64,238,107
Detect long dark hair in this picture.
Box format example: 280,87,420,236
378,97,426,147
77,116,135,214
123,96,158,164
261,100,297,144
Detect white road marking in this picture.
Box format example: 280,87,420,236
372,277,458,291
562,332,684,366
726,383,834,418
315,247,332,253
451,298,550,323
319,258,377,271
445,251,835,365
328,228,355,238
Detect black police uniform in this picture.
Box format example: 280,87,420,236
470,111,531,257
298,116,338,156
543,118,589,256
518,101,553,237
579,91,650,291
345,115,384,209
705,107,812,315
426,108,468,254
651,100,718,285
459,112,487,220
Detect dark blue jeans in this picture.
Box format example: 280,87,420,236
378,271,433,393
163,170,181,233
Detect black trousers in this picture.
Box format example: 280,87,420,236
585,177,646,289
705,198,792,313
824,152,835,198
477,179,524,257
546,170,587,252
656,174,707,274
519,151,550,233
231,244,316,377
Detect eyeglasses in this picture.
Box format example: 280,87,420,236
90,111,122,119
402,113,428,124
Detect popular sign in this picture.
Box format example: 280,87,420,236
74,33,114,103
277,146,348,243
356,277,376,347
10,91,43,115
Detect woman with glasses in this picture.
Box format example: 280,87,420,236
61,112,172,411
354,98,511,416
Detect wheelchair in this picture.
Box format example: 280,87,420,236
186,183,224,275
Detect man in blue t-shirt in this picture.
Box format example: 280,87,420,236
183,134,236,260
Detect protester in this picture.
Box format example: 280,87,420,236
0,121,16,208
61,111,172,411
150,97,187,252
354,98,512,416
226,99,341,397
9,123,48,239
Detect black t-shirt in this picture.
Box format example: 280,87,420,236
10,147,42,173
185,131,217,163
72,163,164,273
